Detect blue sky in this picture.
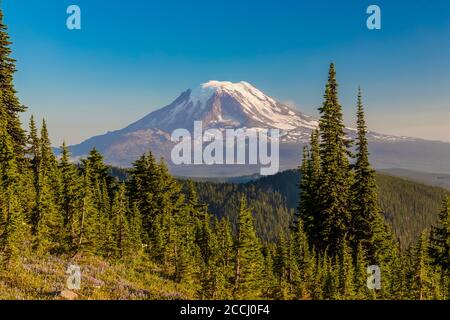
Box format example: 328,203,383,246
4,0,450,144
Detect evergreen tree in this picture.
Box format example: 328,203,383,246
175,187,202,287
27,116,40,177
430,197,450,296
111,184,128,258
128,203,143,257
351,87,389,263
353,243,370,299
77,163,101,255
430,197,450,270
0,10,27,156
273,233,292,299
200,217,235,299
317,63,352,253
33,120,64,254
297,146,311,224
82,149,115,257
261,245,277,299
337,238,355,299
215,217,235,297
321,251,339,299
297,130,321,248
293,219,315,299
410,231,442,299
0,104,28,265
58,142,81,249
233,197,264,299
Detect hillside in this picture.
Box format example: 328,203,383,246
0,255,193,300
191,170,449,247
380,168,450,191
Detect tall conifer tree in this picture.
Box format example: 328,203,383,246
0,102,28,265
351,87,389,263
317,63,352,253
0,10,26,156
233,197,264,299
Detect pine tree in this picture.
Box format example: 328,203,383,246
200,217,235,299
233,197,264,299
293,219,315,299
58,142,81,250
430,197,450,270
0,10,27,156
215,217,235,297
0,104,28,265
77,162,101,255
82,149,115,257
27,116,40,177
297,131,321,247
111,184,130,258
33,120,64,254
430,197,450,297
321,251,339,299
175,191,202,287
353,243,369,299
337,238,355,299
297,146,311,225
317,63,352,254
128,203,143,257
410,231,442,299
351,87,389,264
261,245,277,298
127,152,163,246
273,233,292,299
127,153,185,268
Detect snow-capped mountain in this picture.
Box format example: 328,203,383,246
123,80,318,138
68,81,450,176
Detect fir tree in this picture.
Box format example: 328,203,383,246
293,218,315,299
0,104,28,265
351,87,388,263
233,197,264,299
128,203,143,257
317,63,352,254
58,142,81,249
111,184,131,258
298,130,321,248
430,197,450,270
337,238,355,299
430,197,450,296
410,231,442,299
274,233,292,299
77,162,101,255
353,243,370,300
0,10,27,156
33,120,64,254
27,116,40,177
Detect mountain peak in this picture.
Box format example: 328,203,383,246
200,80,254,90
124,80,317,133
188,80,271,106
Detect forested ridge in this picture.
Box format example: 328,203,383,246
191,170,448,247
0,9,449,300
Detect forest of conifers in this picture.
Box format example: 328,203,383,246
0,9,449,300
